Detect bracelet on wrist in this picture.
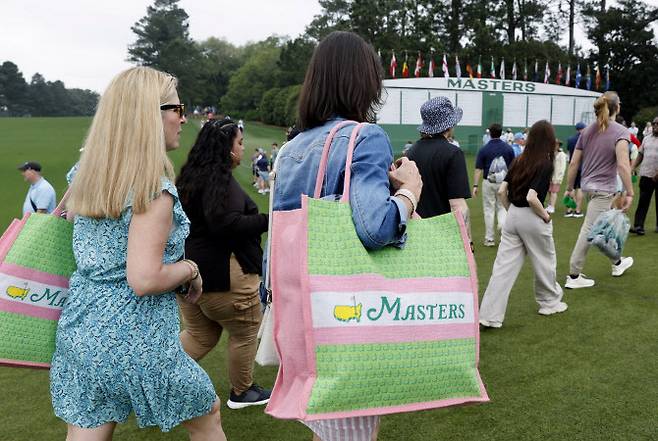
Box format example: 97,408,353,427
182,259,199,281
394,188,417,214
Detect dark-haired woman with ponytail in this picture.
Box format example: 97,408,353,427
176,119,272,409
479,120,567,329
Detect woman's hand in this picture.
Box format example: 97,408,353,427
389,157,422,200
184,274,203,304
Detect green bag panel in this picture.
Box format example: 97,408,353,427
4,214,75,277
307,199,470,278
0,311,57,364
307,338,480,414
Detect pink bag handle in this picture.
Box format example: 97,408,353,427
52,186,73,218
313,120,357,198
339,123,367,203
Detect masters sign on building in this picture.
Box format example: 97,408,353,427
377,77,601,154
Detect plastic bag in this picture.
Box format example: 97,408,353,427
255,302,279,366
487,156,508,183
586,209,630,260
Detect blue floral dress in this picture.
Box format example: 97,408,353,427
50,179,216,432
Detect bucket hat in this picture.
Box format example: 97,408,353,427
417,96,463,135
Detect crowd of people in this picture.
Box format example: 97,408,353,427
12,30,658,441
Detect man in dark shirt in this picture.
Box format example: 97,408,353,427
472,123,515,246
407,96,471,235
564,122,586,217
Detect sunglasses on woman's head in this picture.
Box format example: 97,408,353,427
160,103,185,118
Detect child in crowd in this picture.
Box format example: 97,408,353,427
547,139,567,213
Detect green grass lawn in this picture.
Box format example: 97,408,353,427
0,117,657,440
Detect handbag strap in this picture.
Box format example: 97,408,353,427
340,123,367,204
313,120,357,199
52,186,73,218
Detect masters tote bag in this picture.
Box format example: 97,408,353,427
266,121,488,421
0,196,75,368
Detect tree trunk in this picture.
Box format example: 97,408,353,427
506,0,516,43
448,0,462,52
568,0,575,55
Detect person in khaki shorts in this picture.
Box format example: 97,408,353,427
479,120,567,328
176,119,272,409
564,91,635,289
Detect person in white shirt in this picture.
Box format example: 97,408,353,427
18,161,56,215
629,121,638,137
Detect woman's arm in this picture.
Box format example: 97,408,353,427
497,181,511,210
127,191,196,296
526,189,550,223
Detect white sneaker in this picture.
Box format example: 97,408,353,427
611,256,634,277
546,205,555,214
483,239,496,247
479,319,502,328
565,274,595,289
538,301,568,316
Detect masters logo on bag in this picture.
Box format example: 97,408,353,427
1,275,69,309
318,291,474,327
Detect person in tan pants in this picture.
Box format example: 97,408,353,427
176,119,271,409
178,256,263,404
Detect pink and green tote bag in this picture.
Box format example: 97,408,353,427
0,200,75,368
265,121,488,421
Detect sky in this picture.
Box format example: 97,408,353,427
1,0,323,93
1,0,656,94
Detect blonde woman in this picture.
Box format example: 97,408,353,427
50,67,227,440
564,91,634,289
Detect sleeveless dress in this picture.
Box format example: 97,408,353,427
50,179,216,432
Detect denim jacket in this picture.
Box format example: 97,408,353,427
273,118,408,250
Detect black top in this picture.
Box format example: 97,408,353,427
181,176,268,292
406,136,471,218
475,138,515,176
505,162,553,207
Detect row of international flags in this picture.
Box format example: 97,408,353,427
382,51,611,91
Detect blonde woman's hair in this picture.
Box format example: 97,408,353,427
593,91,620,132
68,67,177,218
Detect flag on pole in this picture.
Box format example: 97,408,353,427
455,55,462,78
490,57,496,78
466,64,474,79
555,63,563,84
428,53,435,77
511,59,517,81
401,53,409,78
605,65,611,91
565,65,571,86
575,63,582,88
442,54,449,78
533,60,539,82
586,65,592,90
595,65,601,90
414,52,423,77
389,52,397,78
499,58,505,80
544,61,550,84
523,59,528,81
477,56,482,78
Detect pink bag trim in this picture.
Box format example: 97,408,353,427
313,120,357,199
0,358,50,369
310,274,472,294
340,123,367,203
0,297,62,320
0,263,70,288
452,210,482,365
313,323,476,345
0,217,28,262
304,394,489,421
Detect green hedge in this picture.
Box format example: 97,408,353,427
259,85,301,126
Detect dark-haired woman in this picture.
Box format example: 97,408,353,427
479,120,567,329
272,31,422,441
176,119,272,409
